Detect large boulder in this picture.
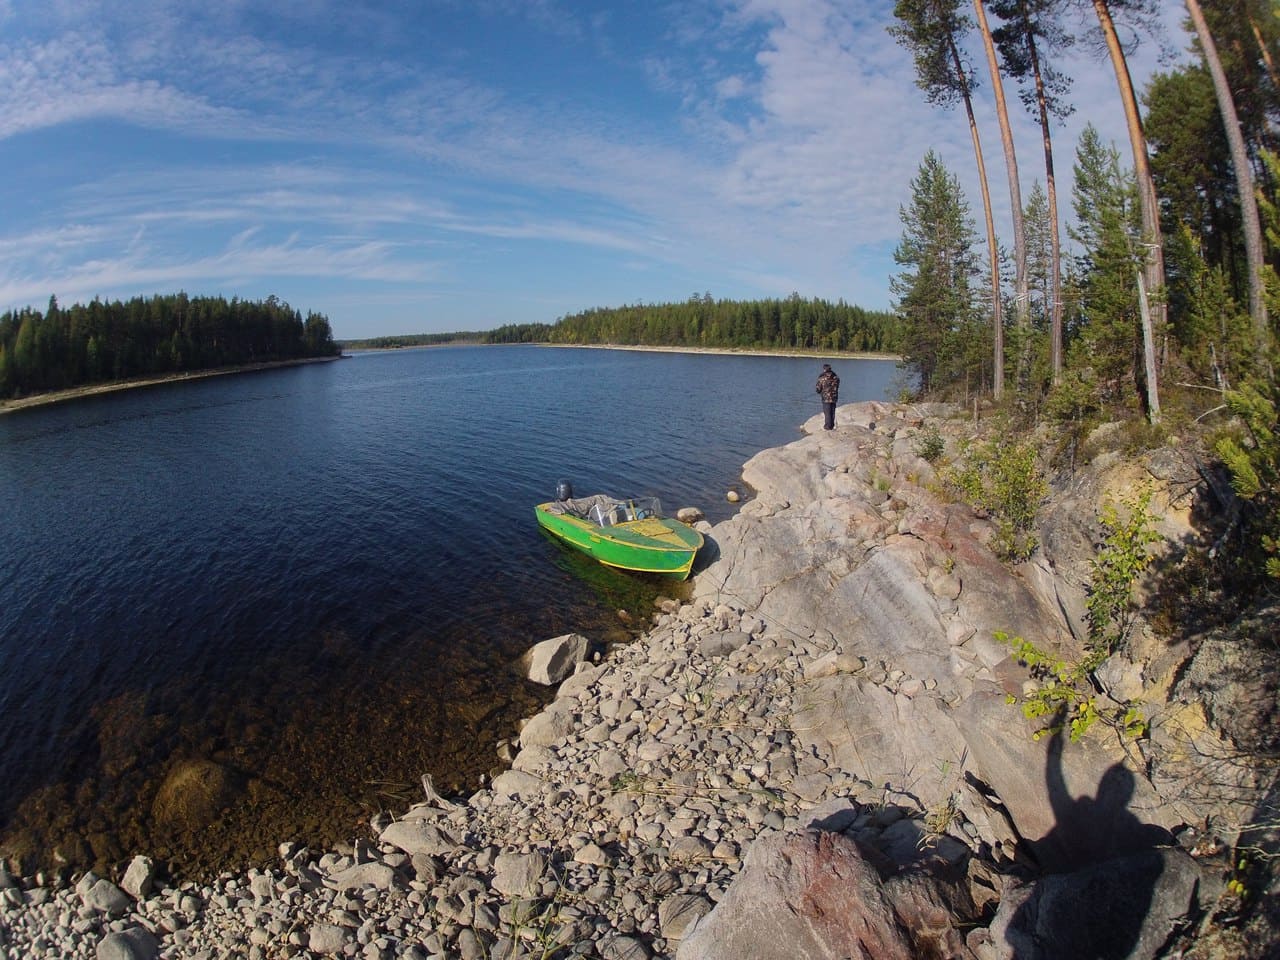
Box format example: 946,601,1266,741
793,675,970,816
676,830,968,960
151,759,244,831
521,633,589,685
974,848,1213,960
694,427,1072,703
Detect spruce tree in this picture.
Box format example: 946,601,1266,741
892,150,982,395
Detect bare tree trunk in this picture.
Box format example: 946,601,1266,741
975,0,1027,396
1187,0,1271,371
1249,10,1280,95
946,33,1004,400
1136,268,1160,423
1022,7,1065,384
1092,0,1165,413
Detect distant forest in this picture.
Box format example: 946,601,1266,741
0,294,339,400
340,294,901,354
1,291,894,402
539,294,899,352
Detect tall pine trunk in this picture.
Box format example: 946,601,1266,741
975,0,1025,397
946,31,1004,400
1021,11,1066,384
1092,0,1164,421
1186,0,1270,372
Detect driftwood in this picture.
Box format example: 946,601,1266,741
420,774,457,810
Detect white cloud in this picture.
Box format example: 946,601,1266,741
0,33,246,139
0,0,1199,331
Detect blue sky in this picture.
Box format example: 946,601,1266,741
0,1,1190,339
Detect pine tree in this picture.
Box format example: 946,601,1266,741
1065,125,1144,412
892,150,982,395
891,0,1004,398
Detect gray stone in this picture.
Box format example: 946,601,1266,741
520,702,577,748
602,935,652,960
82,878,132,917
489,769,546,800
380,820,459,857
522,633,590,686
457,927,491,960
329,861,398,891
667,837,712,863
96,927,159,960
699,631,752,659
658,893,713,941
574,843,610,866
309,923,349,955
492,852,546,898
120,856,155,900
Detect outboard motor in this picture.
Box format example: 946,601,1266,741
555,479,573,502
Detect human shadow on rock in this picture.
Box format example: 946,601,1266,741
1005,727,1174,960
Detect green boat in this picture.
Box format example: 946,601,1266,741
535,492,704,580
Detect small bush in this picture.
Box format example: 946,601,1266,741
915,423,945,463
944,437,1047,561
1086,488,1161,657
998,632,1147,743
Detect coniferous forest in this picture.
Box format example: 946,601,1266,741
0,293,338,399
337,296,901,355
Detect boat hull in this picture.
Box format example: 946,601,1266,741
535,503,704,580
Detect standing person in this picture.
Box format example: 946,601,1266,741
816,363,840,430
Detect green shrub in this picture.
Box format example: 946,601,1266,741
999,489,1161,743
1216,383,1280,581
915,423,945,463
997,633,1146,742
944,437,1047,561
1085,488,1161,657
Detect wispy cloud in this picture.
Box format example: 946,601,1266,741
0,0,1195,332
0,32,246,139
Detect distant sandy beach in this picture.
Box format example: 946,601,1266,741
0,356,344,416
547,343,901,362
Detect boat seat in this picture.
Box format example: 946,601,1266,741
546,494,622,524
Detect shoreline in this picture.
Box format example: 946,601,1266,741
0,355,344,416
542,342,901,362
0,400,1269,957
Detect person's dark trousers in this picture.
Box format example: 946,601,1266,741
823,402,835,429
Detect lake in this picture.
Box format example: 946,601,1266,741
0,345,899,878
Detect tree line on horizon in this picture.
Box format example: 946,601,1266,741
0,293,338,399
537,294,900,353
339,295,901,355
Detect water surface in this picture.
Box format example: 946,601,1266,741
0,345,898,876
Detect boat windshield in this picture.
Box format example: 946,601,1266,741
587,496,664,527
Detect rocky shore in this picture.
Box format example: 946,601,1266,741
1,401,1276,959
